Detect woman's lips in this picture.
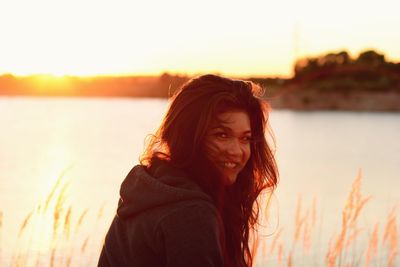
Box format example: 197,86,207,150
218,161,240,169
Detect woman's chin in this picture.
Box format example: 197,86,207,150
222,173,238,186
213,166,239,186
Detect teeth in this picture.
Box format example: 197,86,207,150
223,162,237,168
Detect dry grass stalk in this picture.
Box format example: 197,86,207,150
294,195,302,230
344,228,362,248
44,166,73,209
53,182,69,238
269,227,283,255
44,173,66,213
311,197,317,229
365,223,379,267
65,256,72,267
36,204,42,215
349,196,371,228
294,210,308,244
302,217,311,252
383,207,398,267
81,236,90,254
14,253,25,267
326,171,370,267
293,196,317,254
326,222,347,267
97,204,105,222
75,209,88,234
287,250,293,267
18,210,34,238
383,207,396,244
50,247,56,267
249,230,260,267
293,195,305,245
277,244,283,267
64,206,72,240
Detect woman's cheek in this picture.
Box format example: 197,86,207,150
205,139,223,159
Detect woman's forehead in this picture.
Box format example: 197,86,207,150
210,110,251,130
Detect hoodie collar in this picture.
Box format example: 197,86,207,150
117,160,213,219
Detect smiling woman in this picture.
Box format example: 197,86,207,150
204,111,252,186
98,74,278,267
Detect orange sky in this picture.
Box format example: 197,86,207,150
0,0,399,78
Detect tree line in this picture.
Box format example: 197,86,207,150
291,50,400,92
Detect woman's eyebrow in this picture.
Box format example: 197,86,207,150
209,125,230,131
210,125,252,135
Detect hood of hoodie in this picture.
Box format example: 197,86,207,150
117,160,214,219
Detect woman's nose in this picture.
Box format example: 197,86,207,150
226,139,243,156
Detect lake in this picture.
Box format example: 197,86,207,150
1,97,399,266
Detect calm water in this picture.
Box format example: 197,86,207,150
1,97,399,266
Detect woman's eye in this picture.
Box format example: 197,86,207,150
215,132,228,139
241,136,252,143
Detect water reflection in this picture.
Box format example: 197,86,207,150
1,98,399,266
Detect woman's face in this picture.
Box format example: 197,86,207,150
204,110,252,185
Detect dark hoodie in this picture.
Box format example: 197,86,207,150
98,160,224,267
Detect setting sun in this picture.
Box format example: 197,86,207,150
0,0,399,77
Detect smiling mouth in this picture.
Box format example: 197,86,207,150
222,162,238,169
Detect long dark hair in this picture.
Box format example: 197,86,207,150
141,74,278,267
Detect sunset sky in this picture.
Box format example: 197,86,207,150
0,0,399,77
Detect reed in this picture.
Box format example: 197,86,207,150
3,171,107,267
63,206,72,240
383,207,398,267
365,223,379,267
258,171,398,267
325,170,372,267
2,170,399,266
17,210,34,239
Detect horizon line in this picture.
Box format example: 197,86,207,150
0,71,293,79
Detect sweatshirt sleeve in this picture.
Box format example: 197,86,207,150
158,202,224,267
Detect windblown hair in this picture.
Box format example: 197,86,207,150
141,74,278,267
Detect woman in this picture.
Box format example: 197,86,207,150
98,74,278,267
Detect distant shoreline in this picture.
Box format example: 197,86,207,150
267,89,400,112
1,91,399,112
1,65,399,112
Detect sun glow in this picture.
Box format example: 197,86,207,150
38,149,71,198
14,145,73,260
0,0,399,77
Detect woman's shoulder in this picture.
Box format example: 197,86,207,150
155,200,223,261
164,197,219,219
156,199,222,236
